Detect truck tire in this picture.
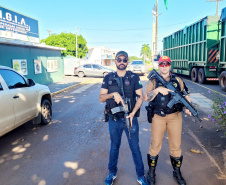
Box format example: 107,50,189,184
219,71,226,92
191,68,198,82
78,72,84,78
41,99,52,125
198,68,205,84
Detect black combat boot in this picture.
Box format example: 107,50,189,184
147,154,158,185
170,155,186,185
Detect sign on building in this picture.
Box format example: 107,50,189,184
34,59,42,74
0,6,39,43
47,60,58,72
12,59,28,75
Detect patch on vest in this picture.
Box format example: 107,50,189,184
108,81,112,85
139,81,142,86
125,79,130,86
172,82,177,87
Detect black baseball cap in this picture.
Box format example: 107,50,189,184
116,51,128,58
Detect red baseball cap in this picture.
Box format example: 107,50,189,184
158,56,171,64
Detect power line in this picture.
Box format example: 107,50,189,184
81,28,152,31
88,41,151,44
80,20,199,32
86,27,181,45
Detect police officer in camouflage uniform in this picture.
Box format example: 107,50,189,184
99,51,149,185
144,56,192,185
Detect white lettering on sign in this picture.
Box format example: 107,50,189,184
14,15,17,23
0,11,30,35
0,6,39,43
6,12,12,21
21,18,26,26
0,11,28,28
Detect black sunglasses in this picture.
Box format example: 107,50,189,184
116,58,128,63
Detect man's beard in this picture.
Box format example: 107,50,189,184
117,64,127,70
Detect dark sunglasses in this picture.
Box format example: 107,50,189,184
159,62,171,67
116,58,128,63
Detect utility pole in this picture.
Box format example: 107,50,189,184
152,4,156,62
46,30,52,37
155,0,158,55
207,0,222,15
76,27,78,58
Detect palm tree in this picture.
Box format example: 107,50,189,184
140,44,152,63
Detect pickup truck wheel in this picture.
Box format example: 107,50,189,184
219,71,226,92
198,68,205,84
41,99,52,125
191,68,198,82
78,72,84,78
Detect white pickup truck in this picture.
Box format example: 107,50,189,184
129,60,145,75
0,65,52,137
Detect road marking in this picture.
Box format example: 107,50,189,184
184,79,226,98
189,93,213,114
71,84,94,94
188,128,226,179
51,80,91,97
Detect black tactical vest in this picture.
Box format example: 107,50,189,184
152,74,183,112
106,71,140,117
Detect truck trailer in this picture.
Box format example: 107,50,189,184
163,7,226,91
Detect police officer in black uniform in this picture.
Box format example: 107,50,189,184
99,51,149,185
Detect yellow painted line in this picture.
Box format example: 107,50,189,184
184,79,226,98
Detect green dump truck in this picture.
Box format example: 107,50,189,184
163,7,226,92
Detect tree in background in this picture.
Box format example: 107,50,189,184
41,33,88,58
140,44,152,63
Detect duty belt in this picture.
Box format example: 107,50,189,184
154,108,178,117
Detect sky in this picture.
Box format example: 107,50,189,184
0,0,225,57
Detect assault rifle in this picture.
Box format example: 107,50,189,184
111,77,132,139
148,69,202,122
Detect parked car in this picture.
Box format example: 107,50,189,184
129,60,145,75
0,65,52,137
74,64,114,78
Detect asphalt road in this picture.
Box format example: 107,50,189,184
0,75,226,185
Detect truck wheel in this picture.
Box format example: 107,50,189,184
198,68,205,84
191,68,198,82
78,72,84,78
219,71,226,92
41,99,52,125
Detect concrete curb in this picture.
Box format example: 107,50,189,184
51,79,91,97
